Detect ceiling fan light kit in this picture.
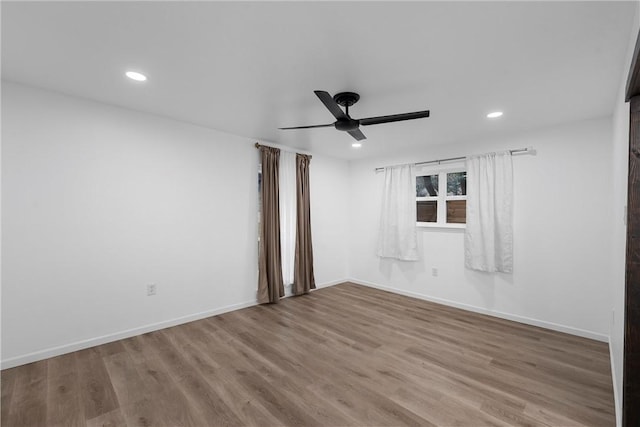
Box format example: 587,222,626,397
279,90,430,141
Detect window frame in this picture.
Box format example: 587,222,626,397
416,163,467,229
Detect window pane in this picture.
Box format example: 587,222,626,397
417,201,437,222
446,200,466,223
447,172,466,196
416,175,439,197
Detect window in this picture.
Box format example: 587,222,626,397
416,168,466,227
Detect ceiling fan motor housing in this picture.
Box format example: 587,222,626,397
335,118,360,131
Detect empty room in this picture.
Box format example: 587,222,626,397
2,1,640,426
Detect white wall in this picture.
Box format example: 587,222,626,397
0,77,626,398
1,81,349,367
310,156,350,287
349,117,614,341
610,5,640,425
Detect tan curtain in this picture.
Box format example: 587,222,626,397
258,146,284,304
293,154,315,295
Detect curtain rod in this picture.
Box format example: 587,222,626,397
374,146,535,172
255,142,312,159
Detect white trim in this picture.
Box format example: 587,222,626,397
348,278,609,342
1,279,347,370
314,279,348,289
416,222,465,229
609,336,622,427
0,300,255,370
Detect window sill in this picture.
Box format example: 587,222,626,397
416,222,466,230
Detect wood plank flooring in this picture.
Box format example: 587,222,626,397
1,283,615,426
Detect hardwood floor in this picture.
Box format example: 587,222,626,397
1,283,615,426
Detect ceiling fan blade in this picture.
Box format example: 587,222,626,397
347,128,367,141
314,90,348,120
279,123,334,130
359,110,430,126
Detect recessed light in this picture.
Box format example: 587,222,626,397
125,71,147,82
487,111,503,119
352,142,362,148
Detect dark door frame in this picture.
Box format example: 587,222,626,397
624,29,640,427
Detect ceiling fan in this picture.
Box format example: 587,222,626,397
279,90,430,141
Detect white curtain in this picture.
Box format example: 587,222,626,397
279,151,297,285
465,151,513,273
377,164,419,261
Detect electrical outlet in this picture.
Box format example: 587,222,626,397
432,267,438,277
147,284,157,296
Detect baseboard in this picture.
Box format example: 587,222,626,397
609,336,622,427
0,299,257,370
1,278,349,370
349,278,609,343
283,278,344,297
315,278,347,289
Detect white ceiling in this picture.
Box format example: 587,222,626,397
1,1,636,159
